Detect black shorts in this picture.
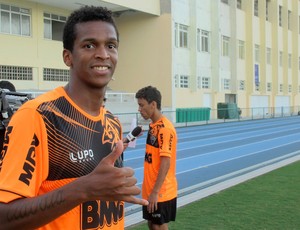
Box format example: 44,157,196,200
142,197,177,225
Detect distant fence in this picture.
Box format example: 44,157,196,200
116,106,300,132
22,91,300,133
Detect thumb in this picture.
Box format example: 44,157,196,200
102,140,123,165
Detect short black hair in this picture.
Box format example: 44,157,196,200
63,5,119,52
135,86,162,110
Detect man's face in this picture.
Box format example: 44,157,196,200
63,20,119,88
137,98,155,120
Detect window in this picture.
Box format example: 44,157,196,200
222,36,230,57
288,10,292,30
202,77,210,89
267,82,272,92
288,84,292,93
255,84,260,91
197,76,209,89
44,13,66,41
239,80,245,90
238,40,245,59
266,48,271,64
179,75,189,88
279,51,283,67
254,0,258,17
175,23,188,48
0,3,31,36
255,44,260,63
221,0,228,4
223,79,230,90
197,76,201,88
237,0,242,9
0,65,33,80
266,0,270,21
43,68,70,81
174,75,178,88
299,16,300,34
279,84,283,92
279,5,282,27
197,29,210,52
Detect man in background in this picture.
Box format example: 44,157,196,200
135,86,178,230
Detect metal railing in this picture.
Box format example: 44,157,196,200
21,91,300,133
116,106,300,133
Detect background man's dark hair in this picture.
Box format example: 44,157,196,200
63,5,119,52
135,86,162,110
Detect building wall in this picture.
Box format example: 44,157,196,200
0,0,70,91
171,0,300,112
0,0,173,107
110,12,173,108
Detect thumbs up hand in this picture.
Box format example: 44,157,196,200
77,140,148,205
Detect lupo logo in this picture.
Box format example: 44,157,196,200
69,149,94,163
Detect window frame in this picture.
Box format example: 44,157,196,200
222,36,230,57
238,40,245,60
43,12,67,41
221,0,229,4
223,78,230,90
288,10,292,30
237,0,242,10
279,5,282,27
0,3,31,36
179,75,189,88
43,68,70,82
201,77,210,89
0,65,33,80
266,47,271,65
254,0,259,17
197,29,210,53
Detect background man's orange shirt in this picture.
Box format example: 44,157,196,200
142,116,178,202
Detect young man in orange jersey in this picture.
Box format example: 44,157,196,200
0,6,147,229
136,86,178,230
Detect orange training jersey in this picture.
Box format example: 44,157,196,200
0,87,124,230
142,116,177,202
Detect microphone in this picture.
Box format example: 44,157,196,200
124,126,142,143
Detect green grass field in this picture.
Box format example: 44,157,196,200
128,160,300,230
